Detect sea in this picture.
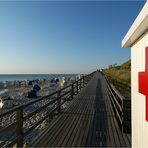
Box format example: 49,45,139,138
0,74,77,82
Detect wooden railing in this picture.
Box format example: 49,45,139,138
0,72,95,147
103,73,131,133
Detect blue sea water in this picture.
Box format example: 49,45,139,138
0,74,77,82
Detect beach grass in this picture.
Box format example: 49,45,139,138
103,59,131,98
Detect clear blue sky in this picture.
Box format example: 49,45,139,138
0,1,146,74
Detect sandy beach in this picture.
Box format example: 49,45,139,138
0,75,79,146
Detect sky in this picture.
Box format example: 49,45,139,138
0,1,146,74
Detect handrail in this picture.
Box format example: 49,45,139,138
102,72,131,133
0,71,95,147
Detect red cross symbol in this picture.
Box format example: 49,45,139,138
139,46,148,122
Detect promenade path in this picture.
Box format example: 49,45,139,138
30,72,131,147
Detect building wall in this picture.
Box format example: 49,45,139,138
131,30,148,147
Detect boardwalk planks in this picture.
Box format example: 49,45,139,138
30,72,131,147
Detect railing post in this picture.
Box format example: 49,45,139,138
71,84,74,100
122,99,131,133
48,108,54,121
85,77,87,84
57,90,61,113
87,75,90,83
83,76,85,87
77,81,79,94
17,108,23,147
80,79,82,91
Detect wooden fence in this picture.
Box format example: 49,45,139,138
103,73,131,133
0,72,95,147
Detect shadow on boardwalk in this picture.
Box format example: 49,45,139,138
86,73,131,147
30,72,131,147
86,78,107,147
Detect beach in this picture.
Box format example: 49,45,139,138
0,74,81,146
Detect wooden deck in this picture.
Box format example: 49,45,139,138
30,72,131,147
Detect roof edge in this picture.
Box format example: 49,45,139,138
122,1,148,48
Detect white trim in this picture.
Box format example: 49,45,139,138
122,1,148,48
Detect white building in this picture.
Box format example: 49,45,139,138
122,1,148,147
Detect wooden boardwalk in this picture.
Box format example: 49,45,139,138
30,72,131,147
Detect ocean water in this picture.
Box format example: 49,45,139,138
0,74,77,82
